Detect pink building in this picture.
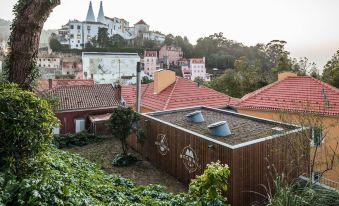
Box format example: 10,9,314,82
143,50,158,77
159,45,183,65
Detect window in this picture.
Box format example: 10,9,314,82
75,119,85,133
70,25,74,29
70,34,74,38
87,26,91,30
52,126,60,135
77,25,81,30
312,127,323,146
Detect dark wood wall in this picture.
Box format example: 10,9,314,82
128,115,309,206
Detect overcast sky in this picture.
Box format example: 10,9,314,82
1,0,339,69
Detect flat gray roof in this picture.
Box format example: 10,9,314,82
145,106,304,148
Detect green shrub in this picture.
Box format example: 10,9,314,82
0,83,58,174
53,131,104,149
188,161,231,206
112,153,138,167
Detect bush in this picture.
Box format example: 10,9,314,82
53,131,104,149
0,83,58,174
188,161,231,206
112,153,138,167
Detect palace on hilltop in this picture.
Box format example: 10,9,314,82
57,1,165,49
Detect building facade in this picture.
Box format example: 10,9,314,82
143,50,159,77
37,55,62,79
82,52,140,85
159,45,183,65
57,1,165,49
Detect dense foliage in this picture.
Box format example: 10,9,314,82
322,50,339,88
0,148,186,205
0,83,58,175
189,161,231,206
53,131,105,149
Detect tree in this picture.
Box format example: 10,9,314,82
97,27,110,48
143,39,157,49
5,0,60,90
111,34,127,48
141,76,153,84
194,76,204,86
322,50,339,88
49,37,62,51
109,107,140,155
164,34,174,46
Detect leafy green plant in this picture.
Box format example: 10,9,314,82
0,83,58,175
112,153,138,167
188,161,231,206
52,131,105,149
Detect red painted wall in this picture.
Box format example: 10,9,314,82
56,108,114,134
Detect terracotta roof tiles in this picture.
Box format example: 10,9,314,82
237,76,339,116
122,77,240,111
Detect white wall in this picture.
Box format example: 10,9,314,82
82,52,141,84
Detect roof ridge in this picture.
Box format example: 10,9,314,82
163,77,179,110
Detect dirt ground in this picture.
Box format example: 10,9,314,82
64,137,186,193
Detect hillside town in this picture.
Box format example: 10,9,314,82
0,0,339,206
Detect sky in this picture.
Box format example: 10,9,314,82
1,0,339,70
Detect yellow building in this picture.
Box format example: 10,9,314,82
237,72,339,188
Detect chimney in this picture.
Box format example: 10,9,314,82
153,70,176,94
91,74,94,80
278,72,297,81
48,79,53,89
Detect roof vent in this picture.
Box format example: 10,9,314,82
186,111,204,123
272,127,284,135
208,121,231,137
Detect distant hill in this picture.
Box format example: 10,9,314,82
0,18,57,47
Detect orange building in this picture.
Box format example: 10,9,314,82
122,70,239,113
236,72,339,188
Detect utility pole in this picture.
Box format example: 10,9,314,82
136,62,141,113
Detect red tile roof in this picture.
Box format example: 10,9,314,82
37,79,94,92
237,76,339,116
135,19,148,25
46,84,121,112
122,77,240,111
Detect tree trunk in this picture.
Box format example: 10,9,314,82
8,0,60,90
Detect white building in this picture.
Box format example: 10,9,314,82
181,57,210,82
143,51,159,77
57,1,165,49
37,55,62,79
82,52,140,84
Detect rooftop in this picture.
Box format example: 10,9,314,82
45,84,121,112
122,77,240,111
237,75,339,116
148,106,300,147
37,79,94,92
